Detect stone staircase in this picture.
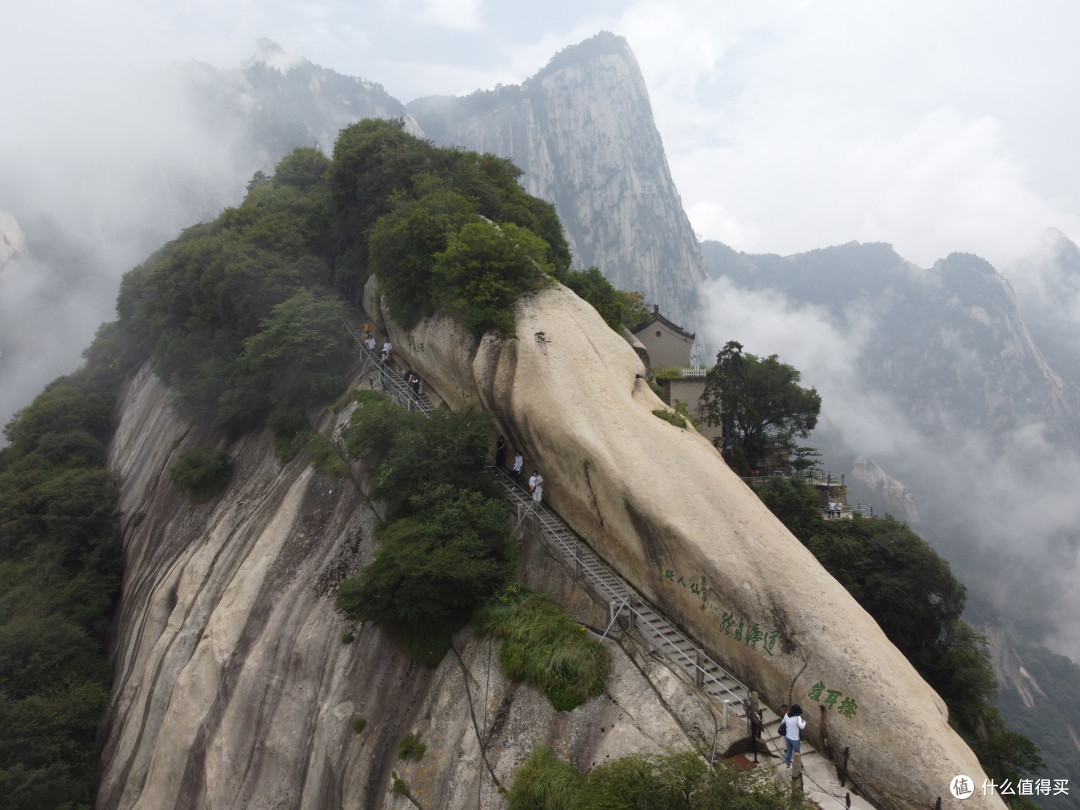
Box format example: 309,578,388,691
341,319,876,809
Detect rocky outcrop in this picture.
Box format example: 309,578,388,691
0,209,25,269
368,279,1005,810
408,32,706,327
98,364,722,809
851,456,920,525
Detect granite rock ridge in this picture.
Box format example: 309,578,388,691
366,277,1005,810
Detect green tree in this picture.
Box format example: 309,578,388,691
368,188,477,328
561,267,650,332
335,486,515,657
246,169,271,192
170,446,232,502
356,405,494,517
273,146,330,190
431,220,554,337
699,340,821,474
235,288,350,426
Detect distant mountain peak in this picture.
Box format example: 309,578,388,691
532,31,634,81
245,38,306,72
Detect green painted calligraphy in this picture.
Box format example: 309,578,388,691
762,630,779,656
744,623,764,649
838,698,858,718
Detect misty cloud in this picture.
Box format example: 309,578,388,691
701,268,1080,661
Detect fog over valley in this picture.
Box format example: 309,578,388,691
3,3,1080,805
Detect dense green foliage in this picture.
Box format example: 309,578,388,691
757,477,1043,802
117,150,348,435
305,433,350,478
169,446,232,502
337,394,515,663
119,120,573,437
396,732,427,761
329,119,570,318
431,219,553,336
508,746,581,810
477,588,608,711
0,329,133,808
560,268,650,332
700,341,821,475
508,748,806,810
346,399,494,517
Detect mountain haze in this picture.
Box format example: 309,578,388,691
701,237,1080,804
0,34,704,430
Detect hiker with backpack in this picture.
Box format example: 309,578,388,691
780,703,806,768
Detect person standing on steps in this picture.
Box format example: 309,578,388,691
512,451,524,483
494,436,507,471
528,470,544,504
784,703,806,768
364,334,377,353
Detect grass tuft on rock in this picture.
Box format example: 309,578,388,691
477,587,608,711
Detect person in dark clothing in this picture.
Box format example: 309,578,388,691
494,435,507,470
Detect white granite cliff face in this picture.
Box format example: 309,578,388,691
98,364,721,810
851,456,920,525
407,32,706,327
0,209,25,269
366,278,1006,810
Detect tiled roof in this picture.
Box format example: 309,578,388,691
632,305,696,340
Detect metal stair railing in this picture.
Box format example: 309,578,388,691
343,319,433,415
489,463,750,717
345,324,751,724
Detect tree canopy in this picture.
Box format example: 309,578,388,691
699,341,821,474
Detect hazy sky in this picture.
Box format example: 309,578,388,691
6,0,1080,269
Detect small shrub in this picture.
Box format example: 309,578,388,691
397,733,426,761
273,429,310,462
507,746,581,810
391,774,408,796
651,407,687,429
333,386,385,413
351,717,366,734
307,433,349,478
672,399,699,428
477,589,608,711
341,630,355,644
169,446,232,502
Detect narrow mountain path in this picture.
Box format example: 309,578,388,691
342,318,875,810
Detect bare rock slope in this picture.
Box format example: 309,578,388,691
367,279,1005,810
98,365,716,809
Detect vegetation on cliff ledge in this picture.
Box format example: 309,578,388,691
0,330,136,808
337,394,517,663
508,747,806,810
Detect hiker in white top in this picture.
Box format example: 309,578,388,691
528,471,544,503
783,704,806,768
